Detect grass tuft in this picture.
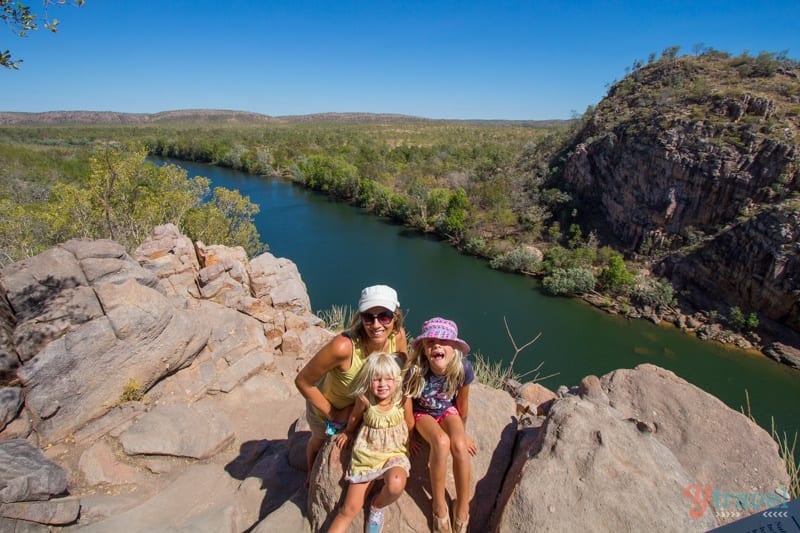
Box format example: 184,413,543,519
119,378,145,403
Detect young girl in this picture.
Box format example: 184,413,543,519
328,352,414,533
404,317,476,533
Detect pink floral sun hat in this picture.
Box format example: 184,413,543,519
413,317,470,353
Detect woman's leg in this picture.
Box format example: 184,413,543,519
305,434,325,479
415,415,451,520
372,465,408,508
328,481,372,533
441,415,471,522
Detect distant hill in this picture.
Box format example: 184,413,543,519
0,109,568,128
0,109,274,125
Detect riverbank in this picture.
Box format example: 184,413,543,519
268,165,800,372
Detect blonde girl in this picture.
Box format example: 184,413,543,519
404,317,476,533
329,352,414,533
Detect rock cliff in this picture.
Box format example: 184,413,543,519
558,52,800,346
0,226,791,531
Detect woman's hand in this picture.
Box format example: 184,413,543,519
328,405,352,425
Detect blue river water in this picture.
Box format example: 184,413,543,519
158,158,800,440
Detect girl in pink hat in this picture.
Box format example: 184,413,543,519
404,317,476,533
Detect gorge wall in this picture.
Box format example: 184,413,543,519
559,54,800,345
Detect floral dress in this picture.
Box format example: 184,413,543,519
347,402,411,483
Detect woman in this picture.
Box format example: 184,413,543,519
295,284,408,480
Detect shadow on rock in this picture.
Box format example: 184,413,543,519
225,438,306,527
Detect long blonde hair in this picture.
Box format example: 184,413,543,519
403,341,465,400
351,352,404,406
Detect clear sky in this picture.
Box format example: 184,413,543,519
3,1,799,120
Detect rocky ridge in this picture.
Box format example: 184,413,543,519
0,225,791,531
559,52,800,360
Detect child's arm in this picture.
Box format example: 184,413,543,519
455,384,470,424
403,396,415,432
455,385,477,456
335,394,367,449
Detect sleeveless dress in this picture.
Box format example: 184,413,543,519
347,402,411,483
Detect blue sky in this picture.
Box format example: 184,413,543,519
3,1,799,120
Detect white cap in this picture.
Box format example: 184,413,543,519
358,285,400,312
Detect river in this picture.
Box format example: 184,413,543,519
159,158,800,440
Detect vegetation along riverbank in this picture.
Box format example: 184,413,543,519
1,46,799,368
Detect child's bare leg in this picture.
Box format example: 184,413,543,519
328,481,372,533
415,415,451,519
442,416,472,522
372,466,408,508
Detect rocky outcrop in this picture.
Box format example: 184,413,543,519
490,365,789,531
658,206,800,332
559,55,800,340
0,226,791,531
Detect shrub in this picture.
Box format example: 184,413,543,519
597,255,635,295
542,267,596,295
120,378,145,402
631,276,676,308
489,246,541,273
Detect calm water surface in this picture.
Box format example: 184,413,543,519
160,159,800,438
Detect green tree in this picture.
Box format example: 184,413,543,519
439,187,469,238
1,0,84,69
728,306,746,332
183,187,265,256
597,254,634,295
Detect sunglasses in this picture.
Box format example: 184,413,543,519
360,310,395,325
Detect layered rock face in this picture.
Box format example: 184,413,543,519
0,226,791,531
560,55,800,335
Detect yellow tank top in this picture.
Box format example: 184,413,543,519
318,333,398,411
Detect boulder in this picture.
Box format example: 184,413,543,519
600,363,790,522
133,223,201,299
0,387,22,431
17,277,209,445
0,283,18,382
307,383,517,532
119,402,235,459
491,392,719,532
0,439,68,503
0,496,80,525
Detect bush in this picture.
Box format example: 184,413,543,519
490,246,542,273
597,255,634,295
631,276,676,308
542,267,596,295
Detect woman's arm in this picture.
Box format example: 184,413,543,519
336,394,367,449
294,335,352,422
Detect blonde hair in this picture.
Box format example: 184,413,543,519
403,341,465,400
351,352,404,406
